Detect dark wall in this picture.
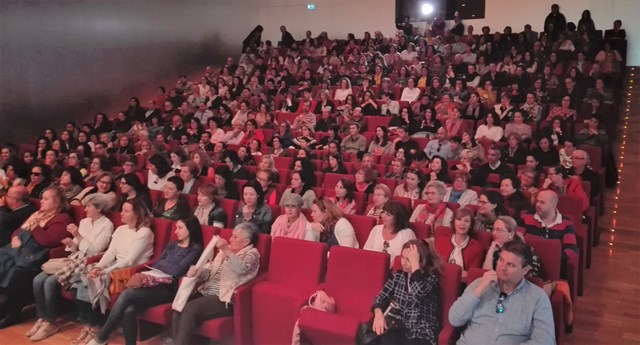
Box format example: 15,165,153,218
0,0,255,143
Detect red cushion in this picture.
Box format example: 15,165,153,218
299,309,361,345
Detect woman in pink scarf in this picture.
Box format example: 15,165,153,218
270,193,311,239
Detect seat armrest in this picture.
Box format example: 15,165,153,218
233,273,268,345
86,253,104,265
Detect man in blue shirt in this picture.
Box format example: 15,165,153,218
449,241,556,345
424,127,452,159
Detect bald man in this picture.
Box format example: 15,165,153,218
519,190,578,272
0,186,37,246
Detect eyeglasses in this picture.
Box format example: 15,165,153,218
496,292,507,313
31,172,42,176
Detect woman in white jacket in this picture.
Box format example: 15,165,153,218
306,198,359,248
364,200,416,265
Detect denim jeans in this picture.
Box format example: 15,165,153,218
33,271,61,322
95,284,176,345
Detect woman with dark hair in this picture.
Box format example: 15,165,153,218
393,168,424,203
269,136,288,157
319,125,341,149
307,198,358,247
152,176,191,221
499,175,532,221
58,167,85,201
169,149,189,173
242,25,263,51
92,113,113,137
147,153,175,191
84,155,111,185
125,97,145,122
116,173,152,211
323,153,348,174
418,108,442,136
280,170,317,209
434,207,484,279
213,166,239,200
427,155,452,183
25,163,53,198
71,172,117,210
224,150,251,180
170,222,260,345
530,136,560,167
577,9,596,34
83,215,202,345
234,180,273,234
364,200,416,263
35,137,51,162
368,126,392,155
330,178,357,214
389,106,419,134
371,239,442,345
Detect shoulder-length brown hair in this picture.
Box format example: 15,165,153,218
124,198,151,230
402,239,443,274
450,207,476,237
313,198,344,240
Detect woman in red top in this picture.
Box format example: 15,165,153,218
434,207,484,280
0,186,73,327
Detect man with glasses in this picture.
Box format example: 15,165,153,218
570,149,599,200
0,186,37,247
449,240,555,344
424,127,452,159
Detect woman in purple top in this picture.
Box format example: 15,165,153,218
85,216,203,345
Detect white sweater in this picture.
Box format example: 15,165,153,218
96,225,154,273
474,125,504,142
305,218,359,248
73,216,114,256
400,87,421,102
364,226,416,265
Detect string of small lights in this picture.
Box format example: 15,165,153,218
610,67,635,249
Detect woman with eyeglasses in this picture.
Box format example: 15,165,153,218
410,180,454,230
499,175,532,222
365,184,392,225
371,239,442,345
434,207,483,279
27,164,53,198
443,171,479,207
364,200,416,264
474,191,508,232
70,172,117,211
483,216,541,277
308,198,358,248
116,173,152,211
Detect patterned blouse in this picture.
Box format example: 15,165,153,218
372,270,441,344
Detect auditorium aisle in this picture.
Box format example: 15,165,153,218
565,67,640,345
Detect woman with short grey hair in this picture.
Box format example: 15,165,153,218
409,180,454,231
170,222,261,345
27,193,115,341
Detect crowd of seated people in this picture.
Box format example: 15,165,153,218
0,4,628,344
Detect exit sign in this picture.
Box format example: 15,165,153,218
307,3,316,10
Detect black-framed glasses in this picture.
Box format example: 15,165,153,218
31,172,42,176
496,292,507,314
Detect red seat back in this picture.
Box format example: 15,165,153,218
440,263,462,341
72,205,86,224
525,234,562,281
325,246,389,321
150,190,163,208
106,211,124,228
266,237,328,289
322,173,354,189
409,222,431,240
345,214,376,249
151,218,175,259
219,198,240,228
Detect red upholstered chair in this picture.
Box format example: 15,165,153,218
105,211,124,228
556,195,587,297
234,179,248,194
390,196,412,211
322,173,354,189
185,194,198,209
439,263,462,345
409,222,431,240
219,198,240,228
375,177,397,192
150,190,163,208
252,238,328,345
298,246,390,345
344,214,376,249
366,116,391,131
71,205,87,224
274,156,293,169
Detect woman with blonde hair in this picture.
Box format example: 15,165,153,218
307,198,358,248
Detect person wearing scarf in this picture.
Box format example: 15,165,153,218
0,186,72,328
434,207,483,280
270,194,312,240
410,181,453,232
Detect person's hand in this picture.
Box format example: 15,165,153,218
0,195,6,208
67,224,79,237
310,222,325,234
406,244,421,272
474,270,498,298
126,273,143,289
542,178,552,189
373,310,386,335
186,265,198,278
215,238,230,254
242,207,254,221
87,267,102,279
10,236,21,249
489,241,500,252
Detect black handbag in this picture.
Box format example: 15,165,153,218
357,300,403,345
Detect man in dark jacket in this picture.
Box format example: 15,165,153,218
280,25,295,49
0,186,37,247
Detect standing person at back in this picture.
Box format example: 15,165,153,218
449,241,556,345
